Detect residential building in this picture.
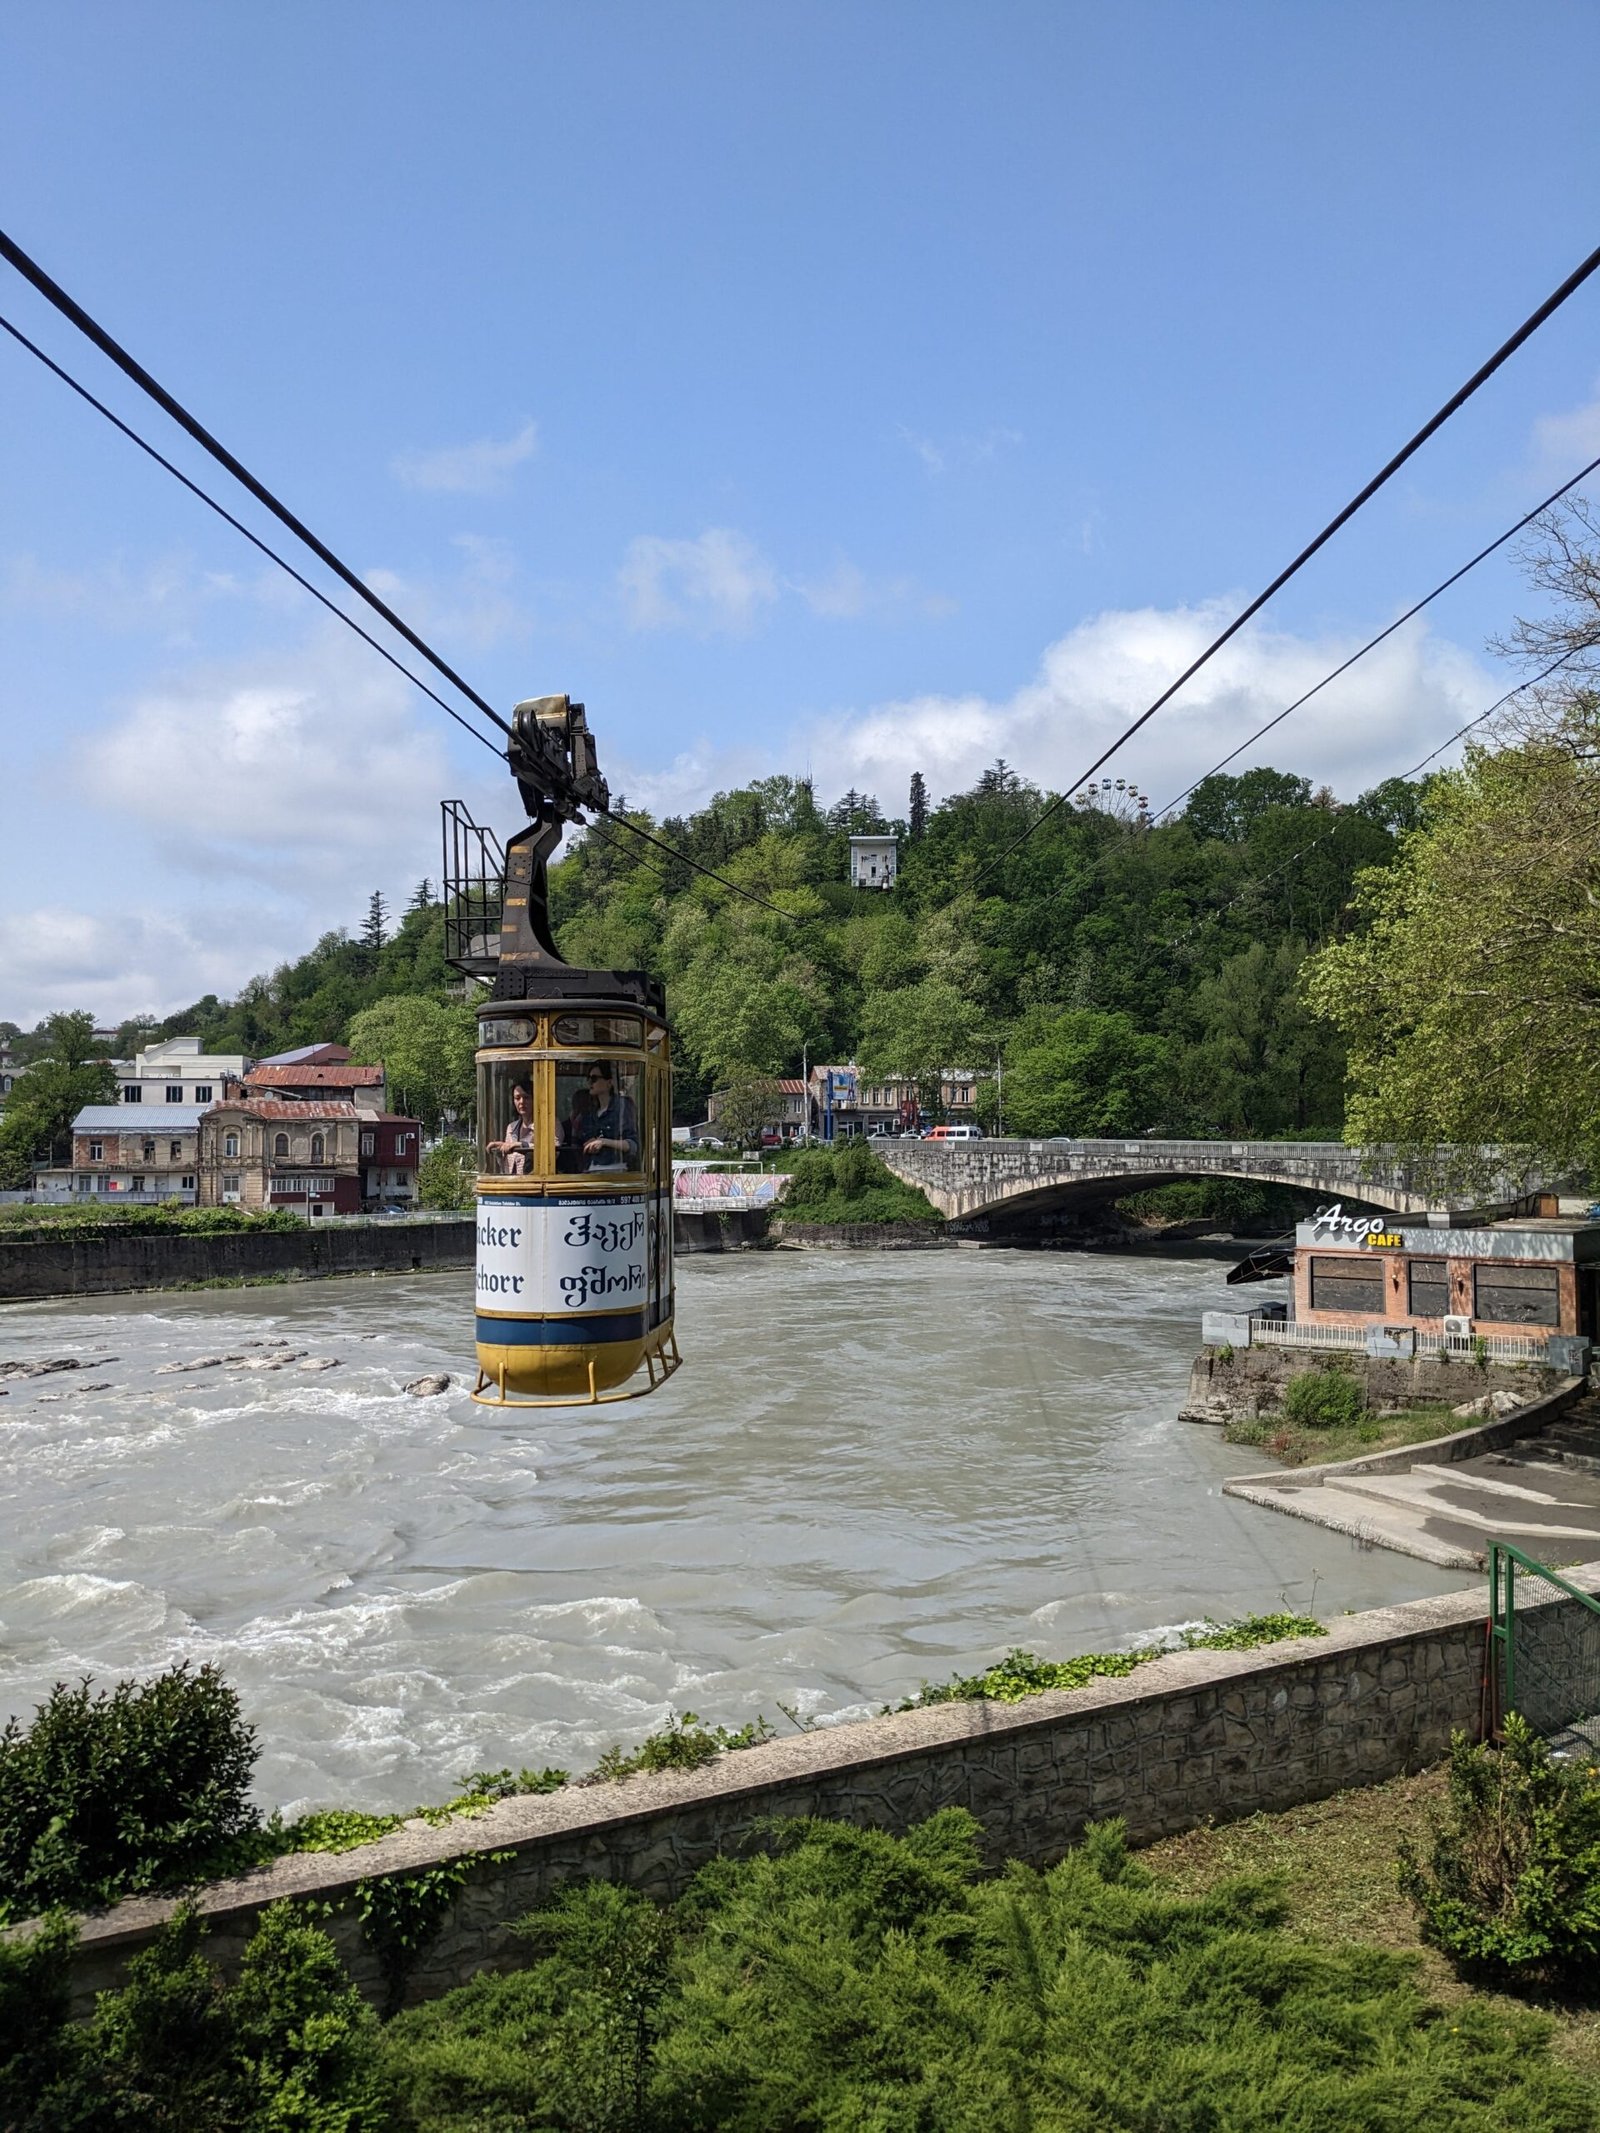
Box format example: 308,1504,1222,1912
70,1104,206,1203
116,1035,248,1109
357,1114,422,1206
806,1063,978,1139
245,1060,387,1110
198,1099,363,1216
848,833,898,890
704,1078,809,1145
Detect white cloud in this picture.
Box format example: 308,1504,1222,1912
618,528,779,634
0,621,509,1025
588,603,1493,833
391,421,540,495
790,559,956,622
810,601,1494,814
1530,379,1600,483
897,423,1023,477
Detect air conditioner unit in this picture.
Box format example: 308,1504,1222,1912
1443,1314,1471,1338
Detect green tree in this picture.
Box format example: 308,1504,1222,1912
419,1135,476,1209
907,770,928,841
0,1011,116,1186
712,1071,786,1151
361,890,390,961
1184,767,1312,842
1305,717,1600,1188
346,996,476,1132
1181,939,1344,1135
1000,1007,1171,1138
858,977,982,1116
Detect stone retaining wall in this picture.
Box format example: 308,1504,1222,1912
0,1218,477,1302
768,1220,951,1249
1182,1341,1558,1423
28,1565,1600,2014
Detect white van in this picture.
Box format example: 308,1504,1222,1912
921,1123,984,1142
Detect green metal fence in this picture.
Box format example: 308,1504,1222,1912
1488,1542,1600,1754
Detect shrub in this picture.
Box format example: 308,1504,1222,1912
2,1902,390,2129
1281,1364,1364,1430
385,1809,1593,2131
1398,1715,1600,1979
591,1712,773,1783
0,1664,261,1919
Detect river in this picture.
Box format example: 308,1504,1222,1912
0,1251,1468,1814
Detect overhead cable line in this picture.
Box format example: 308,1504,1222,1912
1149,447,1600,821
595,806,802,921
1176,642,1584,948
0,285,801,928
0,224,513,741
975,235,1600,885
0,310,508,762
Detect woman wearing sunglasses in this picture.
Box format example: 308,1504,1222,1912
580,1060,639,1172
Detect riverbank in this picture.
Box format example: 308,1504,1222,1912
23,1563,1600,2015
0,1214,476,1302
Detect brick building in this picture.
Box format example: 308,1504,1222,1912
198,1099,363,1216
358,1115,422,1206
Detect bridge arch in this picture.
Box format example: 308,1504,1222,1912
874,1138,1506,1226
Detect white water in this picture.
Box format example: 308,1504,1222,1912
0,1253,1468,1814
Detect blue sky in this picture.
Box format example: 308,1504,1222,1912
3,3,1600,1023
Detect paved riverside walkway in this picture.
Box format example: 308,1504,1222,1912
1226,1392,1600,1571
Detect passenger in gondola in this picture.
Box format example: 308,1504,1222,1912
556,1088,597,1173
581,1060,638,1172
487,1079,534,1175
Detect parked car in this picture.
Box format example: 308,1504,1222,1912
921,1124,984,1142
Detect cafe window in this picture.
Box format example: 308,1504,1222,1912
1309,1255,1384,1314
1474,1262,1561,1327
1407,1257,1450,1318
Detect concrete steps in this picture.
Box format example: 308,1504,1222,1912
1227,1389,1600,1570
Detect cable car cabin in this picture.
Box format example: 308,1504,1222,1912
445,693,679,1407
474,997,677,1405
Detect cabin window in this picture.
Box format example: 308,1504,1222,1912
552,1013,643,1050
1309,1255,1384,1314
554,1056,643,1176
1407,1257,1450,1318
1474,1263,1561,1327
476,1016,535,1049
479,1060,541,1177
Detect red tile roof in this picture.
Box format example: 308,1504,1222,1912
246,1064,384,1089
213,1100,363,1121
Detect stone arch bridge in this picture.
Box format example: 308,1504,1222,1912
875,1137,1527,1228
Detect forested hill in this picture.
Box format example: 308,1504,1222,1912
120,764,1421,1136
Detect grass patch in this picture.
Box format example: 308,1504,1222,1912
1140,1761,1600,2084
0,1203,306,1237
1224,1402,1462,1467
902,1612,1325,1708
